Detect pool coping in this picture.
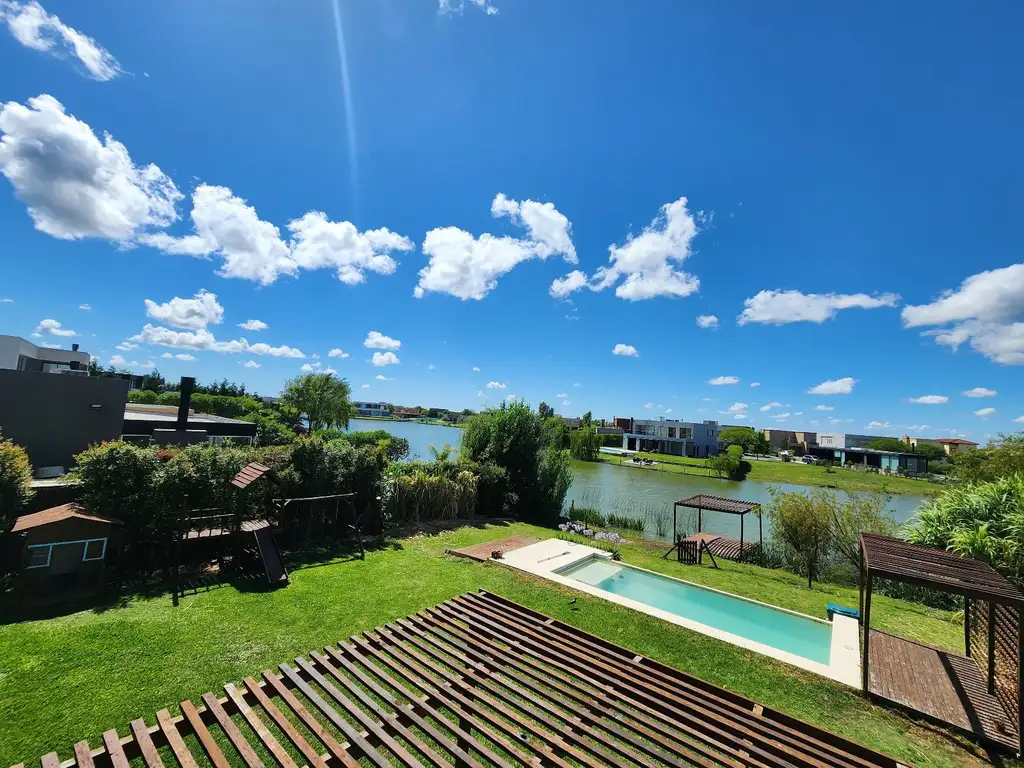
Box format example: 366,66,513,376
498,538,861,688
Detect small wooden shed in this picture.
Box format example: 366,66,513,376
11,504,121,593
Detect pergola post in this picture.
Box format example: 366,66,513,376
697,505,702,534
862,571,873,693
672,502,678,542
964,598,971,657
740,513,745,555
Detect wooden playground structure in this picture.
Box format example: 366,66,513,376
172,462,363,603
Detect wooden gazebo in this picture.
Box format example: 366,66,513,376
860,533,1024,753
667,494,762,563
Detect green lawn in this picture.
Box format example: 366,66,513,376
604,451,941,496
0,522,1000,768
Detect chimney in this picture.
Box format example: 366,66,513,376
72,343,79,352
177,376,195,429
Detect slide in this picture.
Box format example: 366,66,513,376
251,524,288,585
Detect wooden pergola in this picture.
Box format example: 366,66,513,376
670,494,762,559
860,533,1024,753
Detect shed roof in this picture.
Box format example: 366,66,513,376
12,504,121,532
861,532,1024,605
675,494,760,515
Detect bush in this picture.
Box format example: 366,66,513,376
245,409,298,447
569,424,599,461
127,389,159,404
153,391,262,419
385,469,477,525
767,490,834,588
568,505,607,527
0,432,33,531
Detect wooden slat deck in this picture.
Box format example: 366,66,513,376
14,591,907,768
448,536,541,562
704,535,760,562
868,629,1018,751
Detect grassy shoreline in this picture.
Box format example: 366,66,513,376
599,451,940,496
0,521,995,768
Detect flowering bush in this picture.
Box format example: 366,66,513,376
558,520,625,543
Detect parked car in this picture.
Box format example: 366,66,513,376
801,455,819,464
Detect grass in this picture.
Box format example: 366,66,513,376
0,522,1002,768
602,450,940,496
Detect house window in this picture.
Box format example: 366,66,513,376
707,429,713,437
83,538,107,562
26,545,52,569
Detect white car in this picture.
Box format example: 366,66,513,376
801,455,819,465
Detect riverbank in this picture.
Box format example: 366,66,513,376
599,451,941,496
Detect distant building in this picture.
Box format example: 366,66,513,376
762,429,818,454
623,418,719,458
353,401,390,418
613,416,633,431
392,406,422,418
0,335,89,373
816,432,894,450
903,435,978,455
561,416,581,429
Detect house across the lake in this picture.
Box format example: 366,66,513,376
353,401,390,418
903,434,979,455
620,417,720,458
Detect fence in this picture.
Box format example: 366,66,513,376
969,599,1021,736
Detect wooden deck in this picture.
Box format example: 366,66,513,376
448,535,540,562
868,629,1018,751
15,591,907,768
705,535,761,562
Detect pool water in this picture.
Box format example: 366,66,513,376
560,558,834,665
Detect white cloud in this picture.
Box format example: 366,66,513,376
491,193,576,262
0,298,12,302
364,331,401,350
749,382,760,388
130,324,305,357
573,382,582,387
866,421,891,429
904,424,930,432
241,360,261,369
160,352,196,361
696,314,719,329
0,95,180,241
0,1,121,80
34,318,74,336
238,319,268,332
476,390,486,398
556,392,567,398
375,374,394,381
115,341,137,351
707,376,739,385
78,303,91,311
418,193,576,300
760,402,782,412
562,399,571,406
486,381,507,390
108,354,126,366
300,363,318,372
808,377,856,395
505,394,518,402
1015,416,1024,424
665,408,673,414
644,402,653,409
774,413,791,420
438,0,498,16
814,405,834,411
738,290,899,325
427,363,436,371
144,290,223,330
732,413,746,420
902,264,1024,365
108,354,153,370
361,383,370,388
701,397,713,402
323,367,336,375
472,366,481,372
963,387,997,398
908,395,949,405
974,408,996,418
724,402,748,414
612,343,639,357
328,348,350,358
140,184,413,286
370,351,400,367
550,270,589,299
555,197,700,301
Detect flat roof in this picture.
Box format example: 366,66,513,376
675,493,760,514
123,410,254,426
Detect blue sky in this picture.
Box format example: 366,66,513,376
1,0,1022,442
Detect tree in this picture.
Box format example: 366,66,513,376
427,407,440,419
581,411,593,427
751,431,771,457
243,408,297,446
767,490,833,588
281,373,354,432
720,426,756,452
911,443,946,461
866,437,910,452
569,423,599,461
537,401,554,419
706,444,746,479
541,415,570,451
461,408,473,416
0,430,33,531
141,369,167,393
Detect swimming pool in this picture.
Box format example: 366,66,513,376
498,539,860,685
558,557,833,665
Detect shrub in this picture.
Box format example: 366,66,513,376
569,424,599,461
767,490,833,588
153,391,262,419
606,513,645,533
127,389,159,404
568,505,607,527
0,431,33,530
385,469,477,525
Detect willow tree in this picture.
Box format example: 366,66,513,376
281,373,354,431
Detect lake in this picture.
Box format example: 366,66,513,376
349,418,927,540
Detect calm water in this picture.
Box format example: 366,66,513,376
562,558,833,664
349,418,926,540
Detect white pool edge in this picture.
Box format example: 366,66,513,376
499,538,861,688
